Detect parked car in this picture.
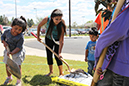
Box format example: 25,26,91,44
41,28,46,34
66,29,78,35
27,28,41,36
84,28,90,33
2,26,11,33
27,28,36,36
76,29,87,34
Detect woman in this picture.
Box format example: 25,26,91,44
37,9,66,76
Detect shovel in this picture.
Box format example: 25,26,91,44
6,46,21,79
31,32,71,72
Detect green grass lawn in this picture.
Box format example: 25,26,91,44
0,55,88,86
24,35,45,39
24,34,88,39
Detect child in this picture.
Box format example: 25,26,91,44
37,9,66,76
1,16,27,86
85,27,98,76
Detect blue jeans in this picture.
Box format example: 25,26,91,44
97,69,129,86
88,60,95,76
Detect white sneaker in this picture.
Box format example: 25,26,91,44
15,81,21,86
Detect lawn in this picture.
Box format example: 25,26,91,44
24,34,88,39
0,55,88,86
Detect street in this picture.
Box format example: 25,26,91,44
24,36,90,55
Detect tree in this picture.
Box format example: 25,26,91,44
36,17,47,28
27,19,35,27
11,17,14,22
86,20,93,23
0,16,3,24
72,22,77,28
36,17,43,25
0,15,9,25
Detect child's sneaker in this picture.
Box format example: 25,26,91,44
15,81,21,86
3,77,13,85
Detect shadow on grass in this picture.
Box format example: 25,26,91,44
0,85,14,86
22,74,52,86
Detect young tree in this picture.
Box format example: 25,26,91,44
0,16,3,24
36,17,47,28
0,15,9,25
72,22,77,28
86,20,93,23
27,19,35,27
11,17,14,22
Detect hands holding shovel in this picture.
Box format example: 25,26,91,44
6,45,21,79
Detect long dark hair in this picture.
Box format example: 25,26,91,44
46,9,66,39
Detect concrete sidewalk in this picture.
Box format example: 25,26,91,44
0,38,85,62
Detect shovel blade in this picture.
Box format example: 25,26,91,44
7,58,21,79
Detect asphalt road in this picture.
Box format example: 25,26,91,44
24,36,90,55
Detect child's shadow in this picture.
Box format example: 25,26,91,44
22,74,52,86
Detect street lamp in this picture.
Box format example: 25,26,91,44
82,16,85,28
34,8,37,17
15,0,17,18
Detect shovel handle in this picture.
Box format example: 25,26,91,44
31,32,71,72
6,46,12,59
31,32,38,38
6,46,10,52
91,47,108,86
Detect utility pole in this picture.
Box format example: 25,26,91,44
69,0,71,37
82,16,85,28
34,8,37,17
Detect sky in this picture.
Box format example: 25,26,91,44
0,0,100,25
